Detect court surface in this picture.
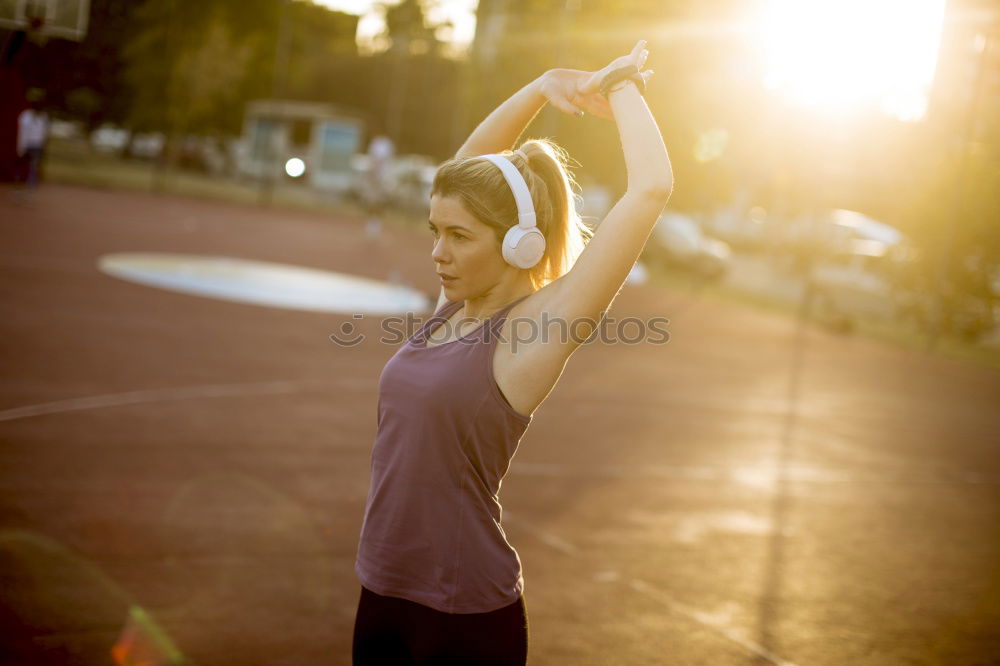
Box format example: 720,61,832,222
1,184,998,665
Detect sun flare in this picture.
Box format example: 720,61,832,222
758,0,947,121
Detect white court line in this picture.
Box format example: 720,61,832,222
511,461,1000,486
0,380,330,423
503,511,798,665
503,510,579,557
628,579,799,666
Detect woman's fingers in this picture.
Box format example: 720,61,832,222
584,40,650,91
549,93,584,116
632,40,647,68
539,70,585,114
633,39,649,70
575,95,613,120
570,41,651,101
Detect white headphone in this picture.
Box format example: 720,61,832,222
476,154,546,269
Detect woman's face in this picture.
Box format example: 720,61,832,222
428,193,510,299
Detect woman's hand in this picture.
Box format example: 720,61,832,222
539,40,653,121
579,39,653,96
538,69,615,120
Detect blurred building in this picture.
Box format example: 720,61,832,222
239,99,364,193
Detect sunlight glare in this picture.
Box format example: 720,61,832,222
758,0,946,121
285,158,306,178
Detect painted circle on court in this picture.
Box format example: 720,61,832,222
98,253,431,314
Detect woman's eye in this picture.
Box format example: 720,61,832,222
428,226,465,241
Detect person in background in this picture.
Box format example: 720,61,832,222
17,89,49,192
364,119,396,239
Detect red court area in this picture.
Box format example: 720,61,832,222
1,184,998,665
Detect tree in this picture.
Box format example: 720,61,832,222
123,0,280,138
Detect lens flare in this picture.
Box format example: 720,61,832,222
757,0,946,121
285,157,306,178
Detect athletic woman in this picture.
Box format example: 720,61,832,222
353,39,672,665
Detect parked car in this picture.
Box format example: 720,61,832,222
49,118,83,140
704,205,773,252
644,212,732,279
809,237,911,323
347,153,437,214
126,132,165,160
90,124,130,153
392,155,437,214
788,210,957,332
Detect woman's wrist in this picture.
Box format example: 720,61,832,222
607,79,644,101
599,65,641,97
603,74,645,100
607,79,637,95
535,69,559,98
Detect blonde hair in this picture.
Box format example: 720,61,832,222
431,138,594,291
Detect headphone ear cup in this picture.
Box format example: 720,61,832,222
503,225,546,269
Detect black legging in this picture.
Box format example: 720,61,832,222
352,586,528,665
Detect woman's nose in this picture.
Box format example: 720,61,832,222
431,237,448,262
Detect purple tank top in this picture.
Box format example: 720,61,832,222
355,295,533,614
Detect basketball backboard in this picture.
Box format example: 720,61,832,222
0,0,90,42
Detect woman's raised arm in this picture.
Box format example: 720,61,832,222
578,40,671,194
454,68,614,160
523,40,673,350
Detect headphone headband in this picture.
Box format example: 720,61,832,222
476,154,537,230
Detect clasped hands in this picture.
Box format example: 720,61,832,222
538,39,654,121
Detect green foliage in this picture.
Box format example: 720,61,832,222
66,86,101,120
123,0,282,135
384,0,439,53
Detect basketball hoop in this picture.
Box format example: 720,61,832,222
24,0,46,30
25,15,50,45
0,0,89,43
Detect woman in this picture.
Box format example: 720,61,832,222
353,39,672,665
